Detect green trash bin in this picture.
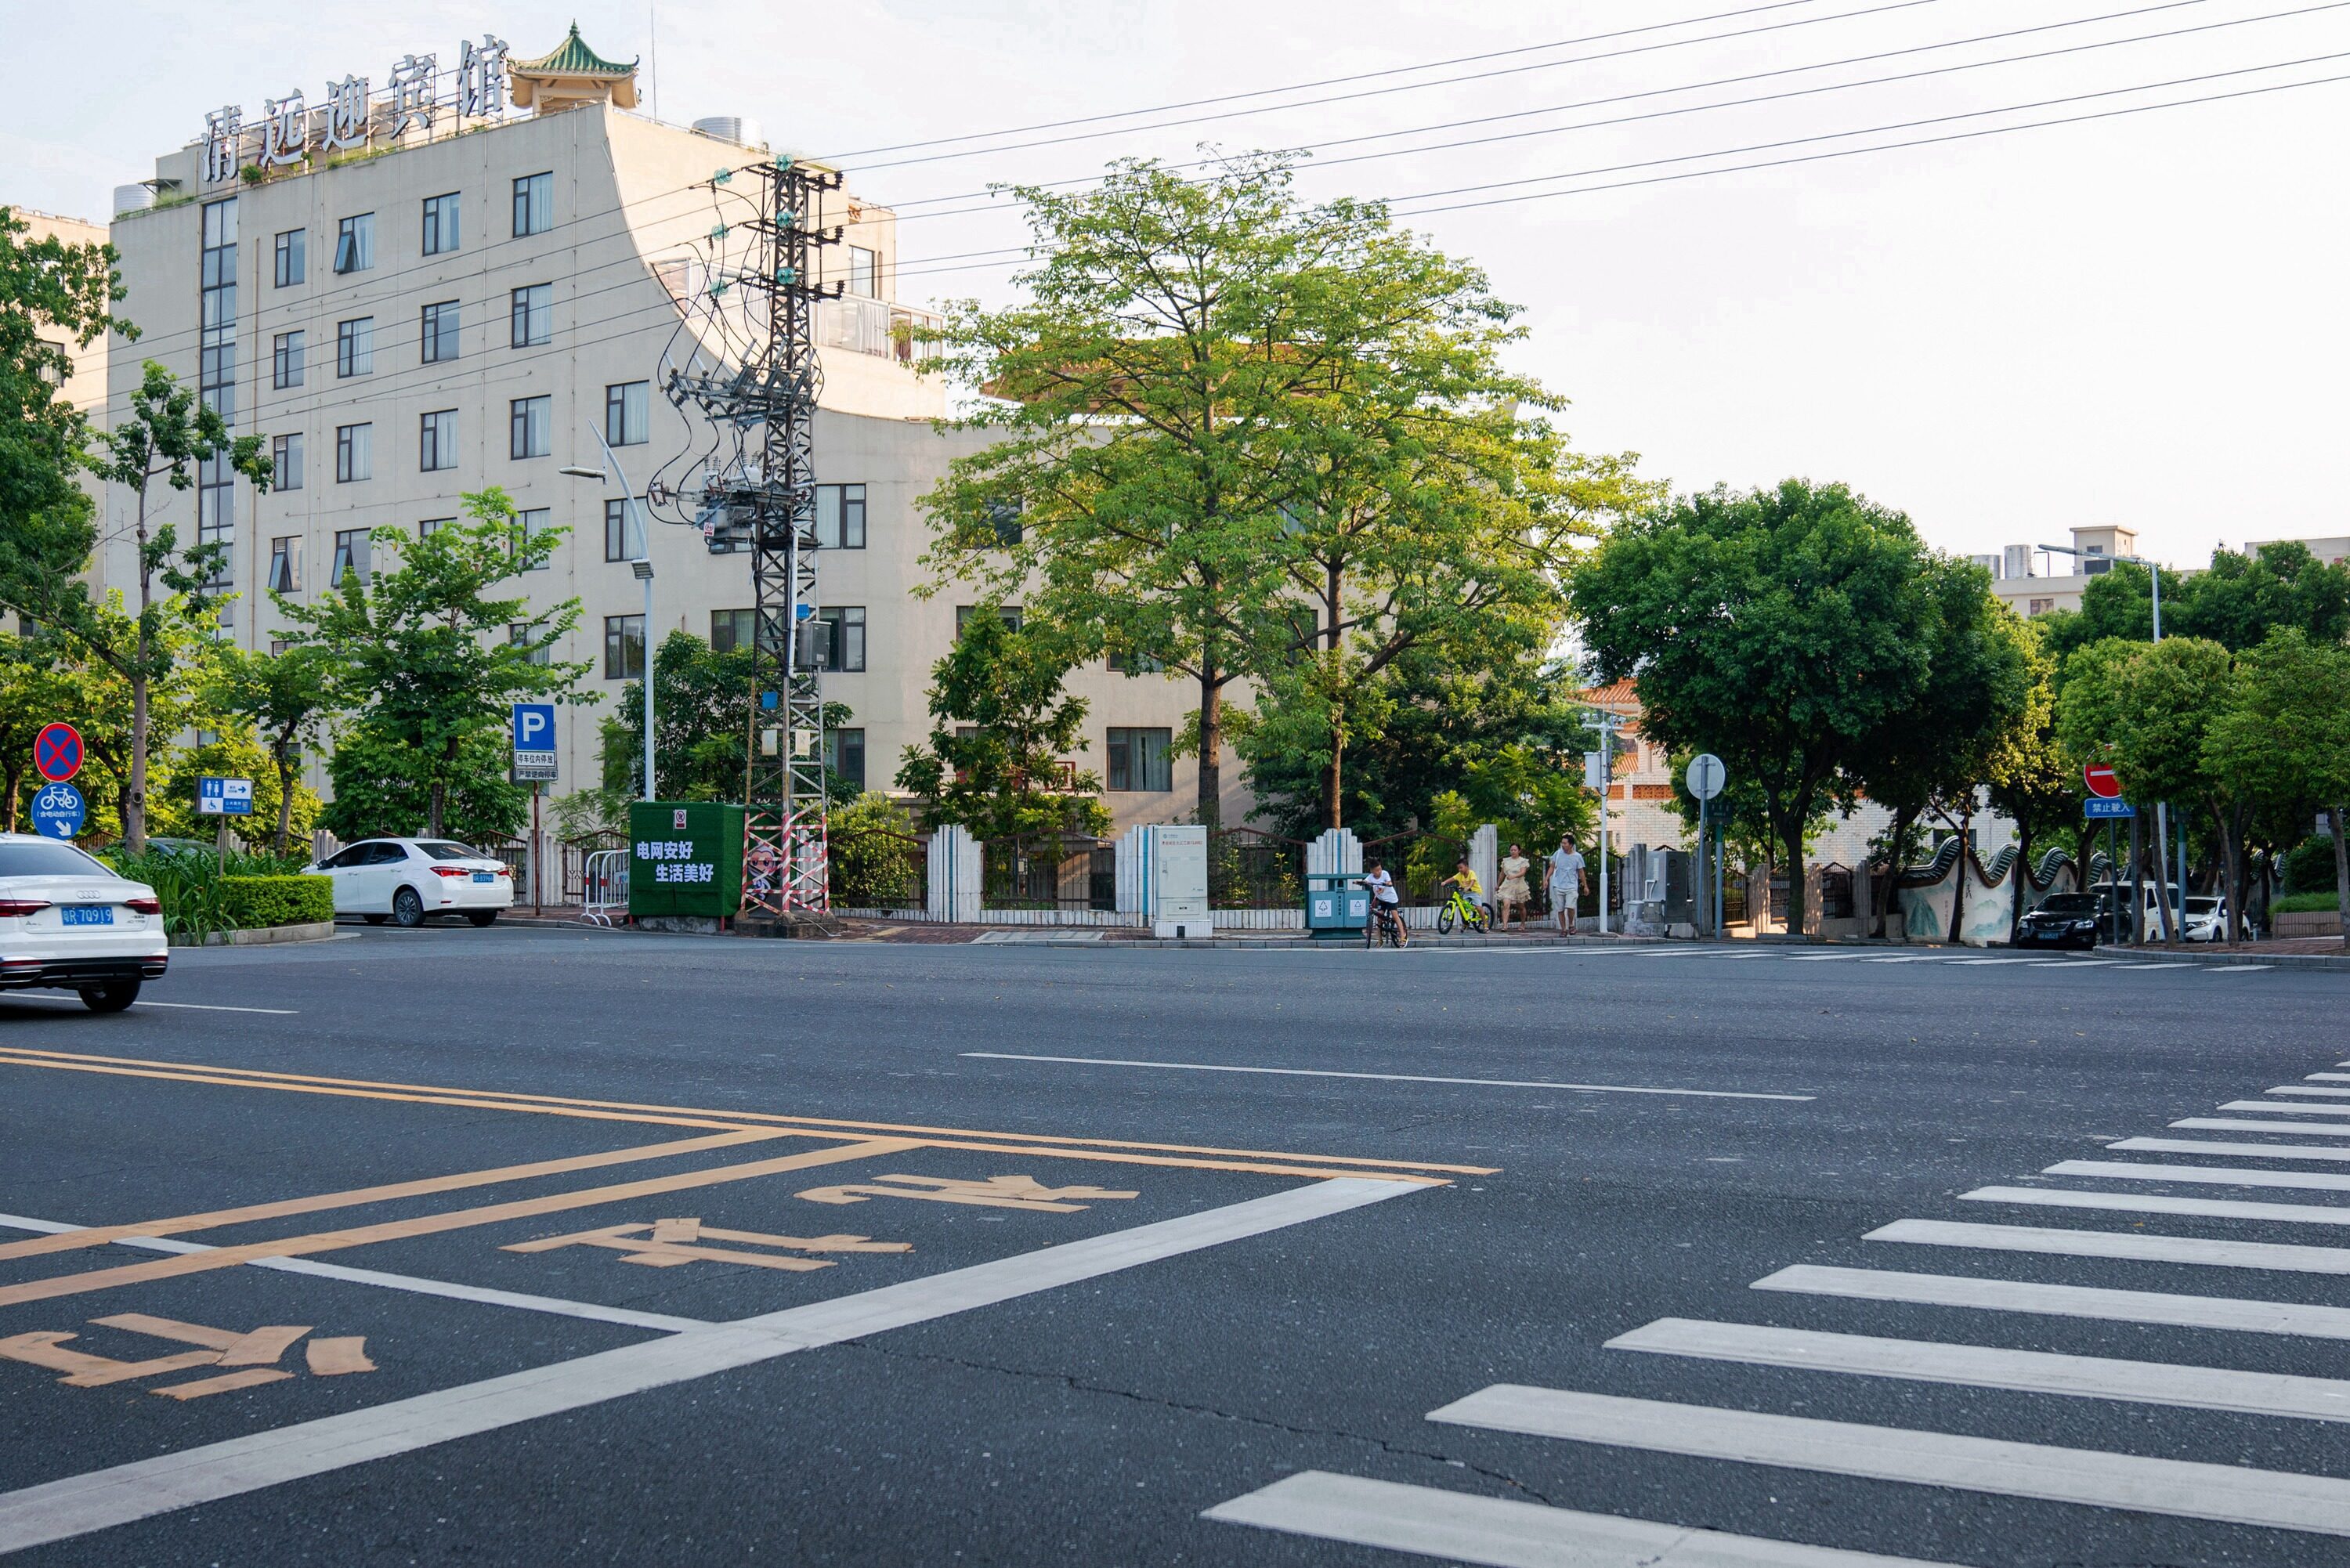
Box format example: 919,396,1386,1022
627,801,747,920
1305,869,1370,938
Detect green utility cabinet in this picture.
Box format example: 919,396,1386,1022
627,801,747,919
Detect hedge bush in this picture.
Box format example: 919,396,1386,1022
2273,891,2344,915
221,875,334,930
2286,836,2340,895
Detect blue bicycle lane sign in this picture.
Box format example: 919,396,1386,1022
31,780,86,839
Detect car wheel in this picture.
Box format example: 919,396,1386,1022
467,911,498,928
78,981,139,1013
363,914,389,927
391,887,425,928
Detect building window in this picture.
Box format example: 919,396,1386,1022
2028,598,2055,616
421,300,461,363
271,432,303,491
329,528,369,587
197,198,238,587
421,192,461,256
815,483,866,549
334,212,374,274
604,381,649,446
817,606,866,672
419,517,453,539
519,508,551,570
1106,728,1173,792
848,245,877,298
271,330,303,389
604,614,645,680
512,172,553,237
604,498,645,562
1108,649,1165,674
510,284,551,348
336,317,373,378
420,410,459,471
509,396,549,460
985,500,1024,546
273,228,305,287
509,623,551,667
823,728,866,789
710,609,754,653
334,422,371,483
267,536,301,594
956,605,1021,635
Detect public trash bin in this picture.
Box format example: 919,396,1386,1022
1305,869,1370,938
627,801,747,920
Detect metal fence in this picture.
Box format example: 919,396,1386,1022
983,836,1115,912
1209,827,1303,910
831,828,928,909
562,831,626,904
1360,832,1464,905
1819,862,1855,921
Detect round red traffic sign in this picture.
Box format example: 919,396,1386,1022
34,722,82,784
2083,761,2120,799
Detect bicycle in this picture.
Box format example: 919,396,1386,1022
1436,887,1490,935
1365,898,1405,948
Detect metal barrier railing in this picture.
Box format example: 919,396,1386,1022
582,849,630,927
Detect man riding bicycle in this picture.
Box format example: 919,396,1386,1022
1363,859,1406,948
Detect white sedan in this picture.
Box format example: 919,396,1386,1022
0,833,168,1012
306,838,514,927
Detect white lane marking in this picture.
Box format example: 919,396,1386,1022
1782,954,1865,962
1965,1185,2350,1227
2023,959,2117,966
1608,1317,2350,1424
1867,1217,2350,1275
1755,1263,2350,1340
2044,1159,2350,1193
1203,1470,1952,1568
1428,1386,2350,1537
2113,1137,2350,1163
2266,1086,2350,1098
1861,956,1951,963
960,1053,1816,1102
2308,1074,2350,1082
2173,1119,2350,1136
1947,958,2043,966
0,1214,707,1335
2207,966,2274,974
135,1001,300,1016
0,1176,1413,1555
2219,1100,2350,1117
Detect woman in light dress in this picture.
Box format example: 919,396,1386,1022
1495,843,1532,930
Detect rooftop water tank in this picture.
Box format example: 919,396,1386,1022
692,115,764,149
112,184,155,217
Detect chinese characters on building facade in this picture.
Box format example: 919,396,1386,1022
202,35,508,184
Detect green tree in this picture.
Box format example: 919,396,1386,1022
2206,629,2350,947
276,488,590,840
1983,621,2080,928
1571,479,1991,934
2176,542,2350,652
153,724,320,849
894,609,1109,841
0,206,124,552
204,644,339,854
0,362,268,851
924,152,1594,827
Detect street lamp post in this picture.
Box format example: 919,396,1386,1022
566,431,657,800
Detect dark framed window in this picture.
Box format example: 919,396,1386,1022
271,432,303,491
335,316,372,378
271,329,303,389
815,483,866,549
267,536,301,594
197,198,237,589
334,423,371,483
510,284,551,347
509,623,551,667
330,528,369,587
1107,728,1173,792
419,410,458,471
985,499,1023,546
604,381,649,446
334,212,374,273
273,228,305,287
1107,649,1165,674
419,517,454,539
512,172,553,237
509,396,549,460
604,498,645,562
956,605,1021,635
710,609,754,653
847,245,877,298
421,300,461,363
822,728,866,789
421,192,461,255
816,606,866,672
518,508,551,571
604,613,645,680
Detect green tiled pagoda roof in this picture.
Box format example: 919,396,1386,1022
515,23,638,77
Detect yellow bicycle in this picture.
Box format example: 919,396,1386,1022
1436,887,1490,935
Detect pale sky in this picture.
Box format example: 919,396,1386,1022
10,0,2347,569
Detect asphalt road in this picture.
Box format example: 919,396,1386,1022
2,929,2348,1566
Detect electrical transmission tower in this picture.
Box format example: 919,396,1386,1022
657,158,844,918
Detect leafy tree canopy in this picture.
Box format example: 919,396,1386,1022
894,609,1109,842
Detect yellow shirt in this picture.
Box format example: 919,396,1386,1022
1452,869,1481,894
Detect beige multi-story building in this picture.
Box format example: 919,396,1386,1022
13,208,110,422
1982,524,2143,619
96,25,1220,832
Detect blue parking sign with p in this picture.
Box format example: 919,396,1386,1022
512,704,555,751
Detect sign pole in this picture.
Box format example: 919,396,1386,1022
531,782,543,917
1697,795,1708,939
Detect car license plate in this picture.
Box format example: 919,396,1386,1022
62,905,114,927
472,871,494,883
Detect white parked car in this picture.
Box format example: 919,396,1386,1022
306,838,514,928
2183,896,2238,942
0,833,168,1012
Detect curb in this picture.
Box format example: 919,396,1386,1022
2088,944,2350,974
172,920,336,949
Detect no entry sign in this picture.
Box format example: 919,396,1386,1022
34,722,82,783
2083,761,2120,799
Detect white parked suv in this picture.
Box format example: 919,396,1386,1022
306,838,514,928
0,833,168,1012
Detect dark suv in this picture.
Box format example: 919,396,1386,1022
2015,891,2104,950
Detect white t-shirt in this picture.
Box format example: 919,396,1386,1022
1364,868,1400,905
1549,848,1585,889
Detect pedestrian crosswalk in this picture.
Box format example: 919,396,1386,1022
1206,1055,2350,1563
1450,946,2277,977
